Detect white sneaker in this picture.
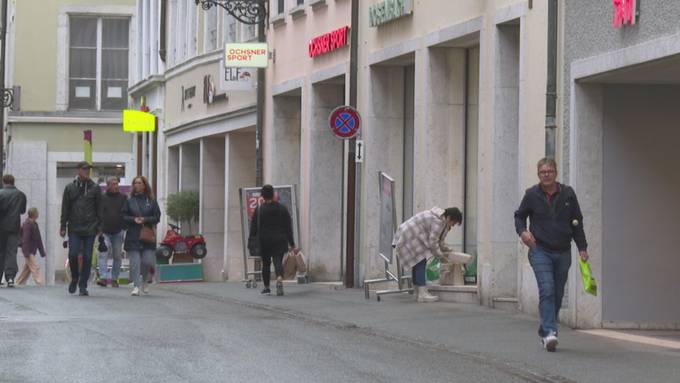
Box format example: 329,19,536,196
542,332,558,352
141,283,149,295
131,287,140,296
416,286,439,303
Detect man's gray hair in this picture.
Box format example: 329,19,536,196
106,176,120,185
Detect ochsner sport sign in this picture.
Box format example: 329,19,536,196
308,26,349,58
225,43,268,68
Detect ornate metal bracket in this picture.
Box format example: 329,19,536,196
1,88,13,108
195,0,267,25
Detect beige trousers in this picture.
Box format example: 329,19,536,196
16,255,43,286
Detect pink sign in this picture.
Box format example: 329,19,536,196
612,0,637,28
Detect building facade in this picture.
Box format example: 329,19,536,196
4,0,136,283
130,0,259,282
264,0,552,310
562,0,680,330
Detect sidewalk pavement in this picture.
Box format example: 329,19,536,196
158,281,680,383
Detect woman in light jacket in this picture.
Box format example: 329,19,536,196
122,176,161,296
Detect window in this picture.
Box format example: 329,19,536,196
278,0,284,14
224,14,237,44
69,16,129,111
297,0,304,5
242,23,257,42
205,7,218,52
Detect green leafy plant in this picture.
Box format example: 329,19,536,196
166,191,200,234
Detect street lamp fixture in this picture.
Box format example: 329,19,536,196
194,0,267,25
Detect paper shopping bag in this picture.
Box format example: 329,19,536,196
579,259,598,296
294,251,307,273
282,252,297,280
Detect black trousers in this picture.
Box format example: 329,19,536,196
261,251,284,288
0,230,20,280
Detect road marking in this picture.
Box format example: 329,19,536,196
578,329,680,350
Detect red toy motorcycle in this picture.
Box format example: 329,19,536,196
156,223,207,260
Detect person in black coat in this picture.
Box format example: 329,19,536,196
122,176,161,297
248,184,296,296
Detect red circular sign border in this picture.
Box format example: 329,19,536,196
328,106,361,139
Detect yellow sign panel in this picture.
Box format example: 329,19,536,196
123,109,156,132
224,43,268,68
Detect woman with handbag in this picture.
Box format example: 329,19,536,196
122,176,161,296
248,184,296,296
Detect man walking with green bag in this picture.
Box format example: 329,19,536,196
514,158,589,352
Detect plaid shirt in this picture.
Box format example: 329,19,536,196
392,207,451,269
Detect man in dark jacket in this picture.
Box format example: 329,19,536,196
514,158,589,352
96,176,127,288
0,174,27,287
60,161,102,296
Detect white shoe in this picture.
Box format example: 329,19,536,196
542,332,558,352
141,283,149,295
416,286,439,303
131,287,140,296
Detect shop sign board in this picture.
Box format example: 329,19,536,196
369,0,413,27
123,109,155,132
225,43,268,68
308,26,349,58
219,62,256,92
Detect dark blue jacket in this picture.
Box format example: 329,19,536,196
0,185,27,233
122,193,161,251
514,183,587,252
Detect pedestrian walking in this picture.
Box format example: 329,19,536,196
122,176,160,297
96,176,127,288
392,207,463,303
0,174,27,288
248,184,296,296
60,161,102,296
16,208,46,286
514,158,589,352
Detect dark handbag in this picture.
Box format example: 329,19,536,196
139,225,156,244
248,206,261,257
133,198,156,245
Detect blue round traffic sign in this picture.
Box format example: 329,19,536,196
329,106,361,139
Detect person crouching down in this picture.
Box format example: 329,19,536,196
393,207,463,303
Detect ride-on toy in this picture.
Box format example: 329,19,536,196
156,223,207,260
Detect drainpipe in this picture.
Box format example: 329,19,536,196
345,0,359,288
255,0,266,186
545,0,558,158
0,0,8,182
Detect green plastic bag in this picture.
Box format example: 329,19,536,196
579,259,597,296
426,257,440,281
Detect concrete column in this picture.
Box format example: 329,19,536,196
361,66,405,279
224,132,256,281
199,137,225,281
306,83,344,281
418,48,467,249
270,95,301,186
480,23,521,304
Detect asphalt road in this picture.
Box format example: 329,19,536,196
0,285,537,383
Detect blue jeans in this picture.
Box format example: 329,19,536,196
68,234,96,290
528,246,572,337
411,258,427,286
128,249,154,287
97,232,124,281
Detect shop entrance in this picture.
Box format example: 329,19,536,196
574,55,680,327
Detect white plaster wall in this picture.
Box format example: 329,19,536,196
199,137,226,281
5,142,48,284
